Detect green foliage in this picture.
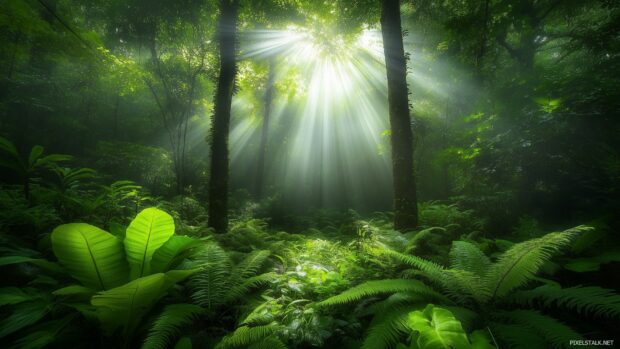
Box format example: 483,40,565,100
408,304,471,349
143,304,203,349
190,243,273,312
0,298,50,339
1,207,202,347
92,270,197,336
51,223,128,290
484,226,583,300
216,324,282,349
321,225,615,348
125,207,176,279
507,285,620,319
318,279,446,307
0,137,72,179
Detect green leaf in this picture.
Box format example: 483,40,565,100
125,208,175,279
92,271,195,336
52,223,128,290
0,255,65,274
0,287,38,306
151,236,202,273
408,304,471,349
0,300,49,338
28,145,44,166
52,285,95,297
469,330,496,349
0,136,19,158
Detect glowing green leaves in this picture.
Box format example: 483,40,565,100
125,207,175,279
91,270,197,336
51,223,128,290
51,208,197,290
407,304,471,349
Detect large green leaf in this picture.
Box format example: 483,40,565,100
52,223,128,290
91,270,196,337
150,236,202,273
125,208,175,279
407,304,471,349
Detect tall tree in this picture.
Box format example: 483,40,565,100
208,0,240,233
381,0,418,230
254,59,275,200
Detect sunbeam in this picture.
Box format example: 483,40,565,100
231,28,394,211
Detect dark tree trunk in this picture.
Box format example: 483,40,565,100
475,0,490,84
208,0,239,233
381,0,418,231
254,60,275,200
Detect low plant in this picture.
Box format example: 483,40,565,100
318,225,620,348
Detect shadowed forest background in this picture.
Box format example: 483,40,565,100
1,0,619,348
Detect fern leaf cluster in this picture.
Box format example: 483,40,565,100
507,285,620,318
318,279,446,307
143,304,203,349
191,243,272,311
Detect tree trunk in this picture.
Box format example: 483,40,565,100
208,0,239,233
381,0,418,231
254,60,275,200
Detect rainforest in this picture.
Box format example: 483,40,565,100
1,0,619,348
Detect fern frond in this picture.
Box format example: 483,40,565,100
381,249,446,282
232,250,270,282
225,272,277,303
449,241,490,275
507,285,620,318
362,306,413,349
360,292,423,317
494,310,583,348
190,243,231,309
142,304,204,349
215,324,280,349
442,269,489,304
484,226,589,301
317,279,447,307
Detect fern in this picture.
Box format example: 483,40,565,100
232,250,271,281
494,310,583,349
191,243,232,309
360,292,423,317
142,304,204,349
362,306,412,349
215,324,280,349
507,285,620,318
317,279,447,307
449,241,490,275
381,249,446,282
226,272,277,303
442,269,488,304
484,226,589,301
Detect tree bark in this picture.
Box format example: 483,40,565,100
381,0,418,231
254,60,275,200
208,0,239,233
